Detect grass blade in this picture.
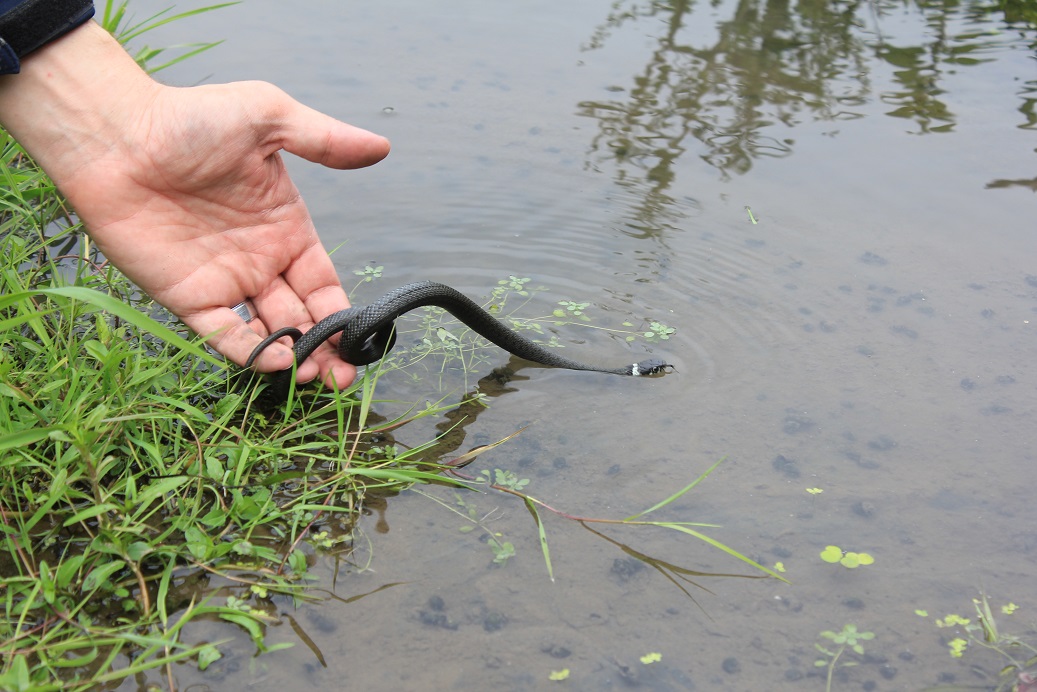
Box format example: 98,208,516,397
624,457,726,521
523,497,554,582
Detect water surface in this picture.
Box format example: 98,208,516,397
145,0,1035,689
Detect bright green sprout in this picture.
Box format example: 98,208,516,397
498,275,532,295
643,321,676,341
928,591,1037,691
479,468,530,492
353,264,384,281
820,545,874,568
814,624,875,692
936,614,971,628
554,300,592,321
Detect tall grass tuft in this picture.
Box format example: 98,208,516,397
1,120,469,688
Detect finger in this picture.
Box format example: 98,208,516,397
282,241,352,326
186,307,295,372
304,119,391,170
306,342,359,391
245,297,356,389
251,264,357,383
252,267,358,390
248,276,327,382
251,83,391,169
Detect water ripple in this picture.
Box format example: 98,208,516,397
336,156,797,382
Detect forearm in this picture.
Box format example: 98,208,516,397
0,19,159,188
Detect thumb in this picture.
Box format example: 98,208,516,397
252,82,391,169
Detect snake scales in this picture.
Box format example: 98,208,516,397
245,281,671,401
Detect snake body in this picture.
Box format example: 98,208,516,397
246,281,671,401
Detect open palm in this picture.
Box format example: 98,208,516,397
58,80,390,387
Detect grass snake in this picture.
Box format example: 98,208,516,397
245,281,671,402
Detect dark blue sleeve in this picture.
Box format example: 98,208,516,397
0,0,95,75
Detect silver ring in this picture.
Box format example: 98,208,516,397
231,299,258,323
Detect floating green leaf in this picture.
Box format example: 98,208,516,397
820,545,874,568
820,545,843,563
841,553,860,568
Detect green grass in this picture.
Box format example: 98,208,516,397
100,0,239,72
1,128,471,690
0,9,466,685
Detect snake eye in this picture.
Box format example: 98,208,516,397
632,359,674,376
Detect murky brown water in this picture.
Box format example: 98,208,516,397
143,0,1035,689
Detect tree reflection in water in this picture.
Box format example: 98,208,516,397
577,0,1037,208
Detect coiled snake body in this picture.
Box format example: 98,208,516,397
246,281,672,402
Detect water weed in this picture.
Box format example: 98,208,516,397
548,668,571,681
924,592,1037,690
820,544,875,569
814,624,875,691
433,457,787,591
640,320,677,342
352,264,384,284
372,273,675,391
445,490,517,566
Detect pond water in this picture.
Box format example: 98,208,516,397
143,0,1035,689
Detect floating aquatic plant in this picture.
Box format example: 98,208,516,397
820,545,875,568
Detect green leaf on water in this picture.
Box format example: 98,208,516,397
820,545,843,563
197,644,222,671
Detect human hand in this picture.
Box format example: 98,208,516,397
70,80,390,388
0,22,389,388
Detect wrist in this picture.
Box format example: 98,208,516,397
0,20,160,186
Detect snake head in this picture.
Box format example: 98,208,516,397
631,359,674,376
